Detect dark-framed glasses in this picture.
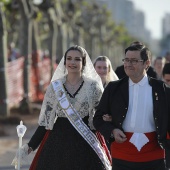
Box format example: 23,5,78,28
122,58,144,65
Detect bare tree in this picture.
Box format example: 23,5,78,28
17,0,35,113
0,3,9,117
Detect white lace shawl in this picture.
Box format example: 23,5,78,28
38,75,103,130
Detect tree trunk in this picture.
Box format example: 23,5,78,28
56,25,63,62
0,3,9,117
47,8,57,76
32,20,42,101
18,0,34,113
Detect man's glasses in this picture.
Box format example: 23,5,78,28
122,58,144,65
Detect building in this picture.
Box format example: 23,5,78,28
162,13,170,38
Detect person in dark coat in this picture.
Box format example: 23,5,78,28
162,63,170,87
94,43,170,170
115,64,157,79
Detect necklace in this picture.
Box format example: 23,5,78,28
66,77,82,92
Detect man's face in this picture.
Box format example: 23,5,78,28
154,59,165,74
163,74,170,86
166,54,170,62
124,50,150,82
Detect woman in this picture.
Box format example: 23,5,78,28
94,56,118,122
12,46,111,170
93,56,118,88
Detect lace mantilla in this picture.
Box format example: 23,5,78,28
39,46,103,130
38,76,103,130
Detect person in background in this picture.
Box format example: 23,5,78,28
153,56,166,80
94,55,118,124
12,45,111,170
94,43,170,170
93,56,119,88
115,63,157,79
165,52,170,63
115,41,157,79
7,42,20,62
93,56,119,149
162,63,170,87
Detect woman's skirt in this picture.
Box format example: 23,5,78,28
30,117,106,170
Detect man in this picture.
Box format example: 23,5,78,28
153,56,166,80
94,44,170,170
162,63,170,87
115,41,157,79
165,52,170,63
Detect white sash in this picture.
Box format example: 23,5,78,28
52,80,112,170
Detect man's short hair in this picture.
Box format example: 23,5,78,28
125,44,151,62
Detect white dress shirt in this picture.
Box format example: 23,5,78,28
122,75,156,133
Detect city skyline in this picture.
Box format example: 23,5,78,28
129,0,170,39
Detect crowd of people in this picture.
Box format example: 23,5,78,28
11,42,170,170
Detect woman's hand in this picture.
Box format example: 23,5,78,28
28,147,33,154
102,114,112,122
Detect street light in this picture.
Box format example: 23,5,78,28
33,0,43,5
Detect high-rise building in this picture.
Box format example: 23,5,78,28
162,13,170,38
95,0,151,43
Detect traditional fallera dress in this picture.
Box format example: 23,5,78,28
28,76,108,170
12,46,112,170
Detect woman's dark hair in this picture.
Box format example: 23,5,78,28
64,45,86,66
125,44,151,62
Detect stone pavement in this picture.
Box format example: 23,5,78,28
0,112,39,170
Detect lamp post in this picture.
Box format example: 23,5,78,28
33,0,43,5
16,120,27,170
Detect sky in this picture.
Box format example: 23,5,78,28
129,0,170,39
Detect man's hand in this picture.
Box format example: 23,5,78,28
112,129,127,143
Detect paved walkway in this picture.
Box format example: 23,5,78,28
0,113,39,170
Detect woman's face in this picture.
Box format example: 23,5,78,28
65,50,83,74
94,60,109,80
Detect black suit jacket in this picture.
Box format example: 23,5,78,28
93,76,170,165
